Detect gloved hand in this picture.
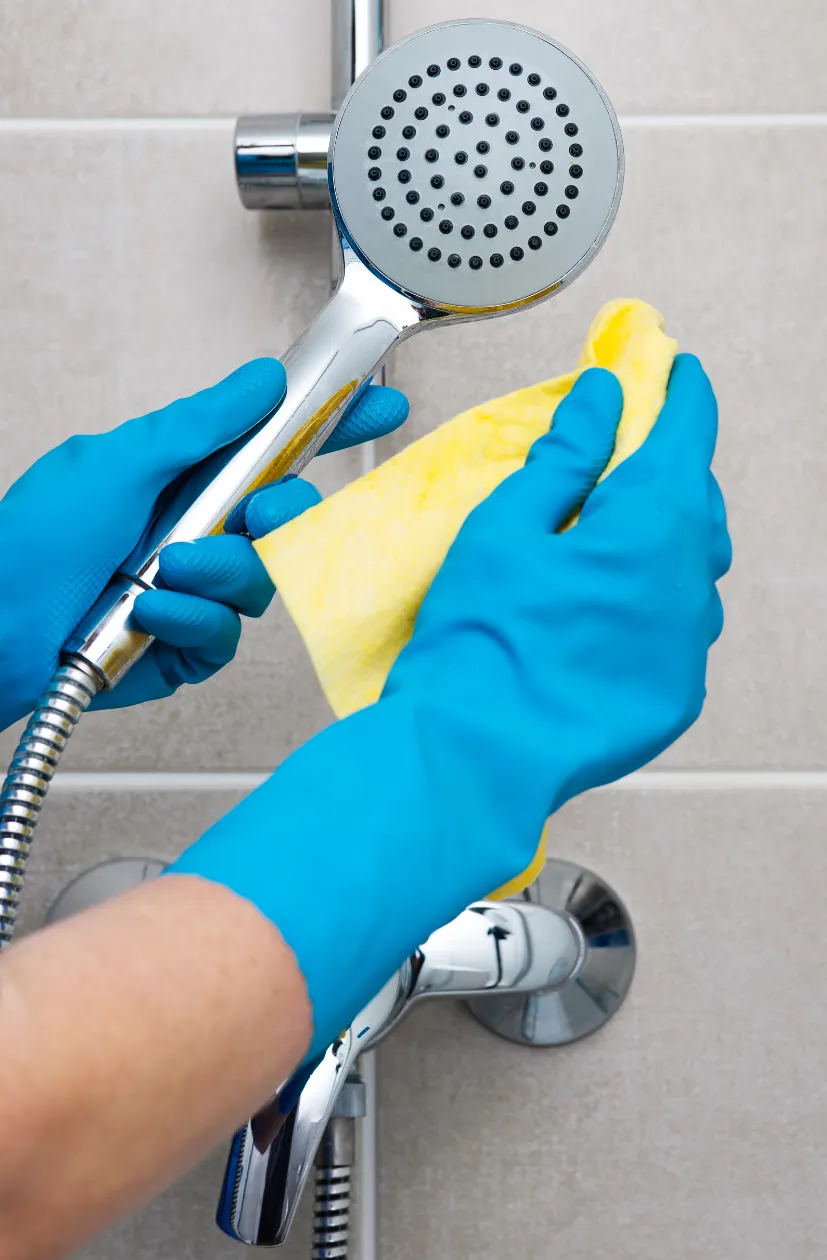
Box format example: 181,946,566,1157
168,355,731,1057
0,359,408,731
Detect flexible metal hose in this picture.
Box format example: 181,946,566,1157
0,658,101,946
312,1116,354,1259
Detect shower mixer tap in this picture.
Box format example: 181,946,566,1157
217,858,636,1247
45,853,636,1253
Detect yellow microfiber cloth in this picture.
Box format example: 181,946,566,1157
255,298,678,899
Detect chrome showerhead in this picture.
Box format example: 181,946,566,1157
330,19,622,315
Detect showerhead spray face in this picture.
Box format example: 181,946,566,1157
0,21,622,947
331,19,622,315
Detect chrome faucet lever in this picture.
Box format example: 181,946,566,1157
216,859,636,1247
406,899,583,1002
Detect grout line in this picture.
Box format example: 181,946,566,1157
619,113,827,127
605,771,827,790
50,773,265,792
0,117,236,132
0,114,825,134
46,770,827,792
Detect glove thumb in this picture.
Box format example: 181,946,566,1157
486,367,623,534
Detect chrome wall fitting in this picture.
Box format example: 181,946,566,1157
45,856,165,924
235,0,384,212
235,113,335,211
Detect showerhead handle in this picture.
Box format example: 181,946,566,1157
64,242,426,688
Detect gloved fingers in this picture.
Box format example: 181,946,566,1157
479,368,622,534
632,354,719,481
157,536,274,618
708,474,733,581
319,384,410,455
113,358,287,490
132,588,242,662
89,590,243,711
224,475,322,540
579,355,720,527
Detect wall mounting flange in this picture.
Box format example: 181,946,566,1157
466,857,636,1047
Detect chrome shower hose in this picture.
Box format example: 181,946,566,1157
0,658,101,947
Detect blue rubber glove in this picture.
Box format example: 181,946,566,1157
0,359,408,730
168,355,731,1057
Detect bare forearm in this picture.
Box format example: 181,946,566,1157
0,876,312,1260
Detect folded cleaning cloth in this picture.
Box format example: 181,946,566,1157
255,298,678,898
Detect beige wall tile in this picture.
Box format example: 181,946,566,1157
0,0,332,117
385,124,827,770
0,128,334,475
1,1,825,117
378,786,827,1259
389,0,827,115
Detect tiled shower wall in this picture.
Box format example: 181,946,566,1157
1,2,826,1257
